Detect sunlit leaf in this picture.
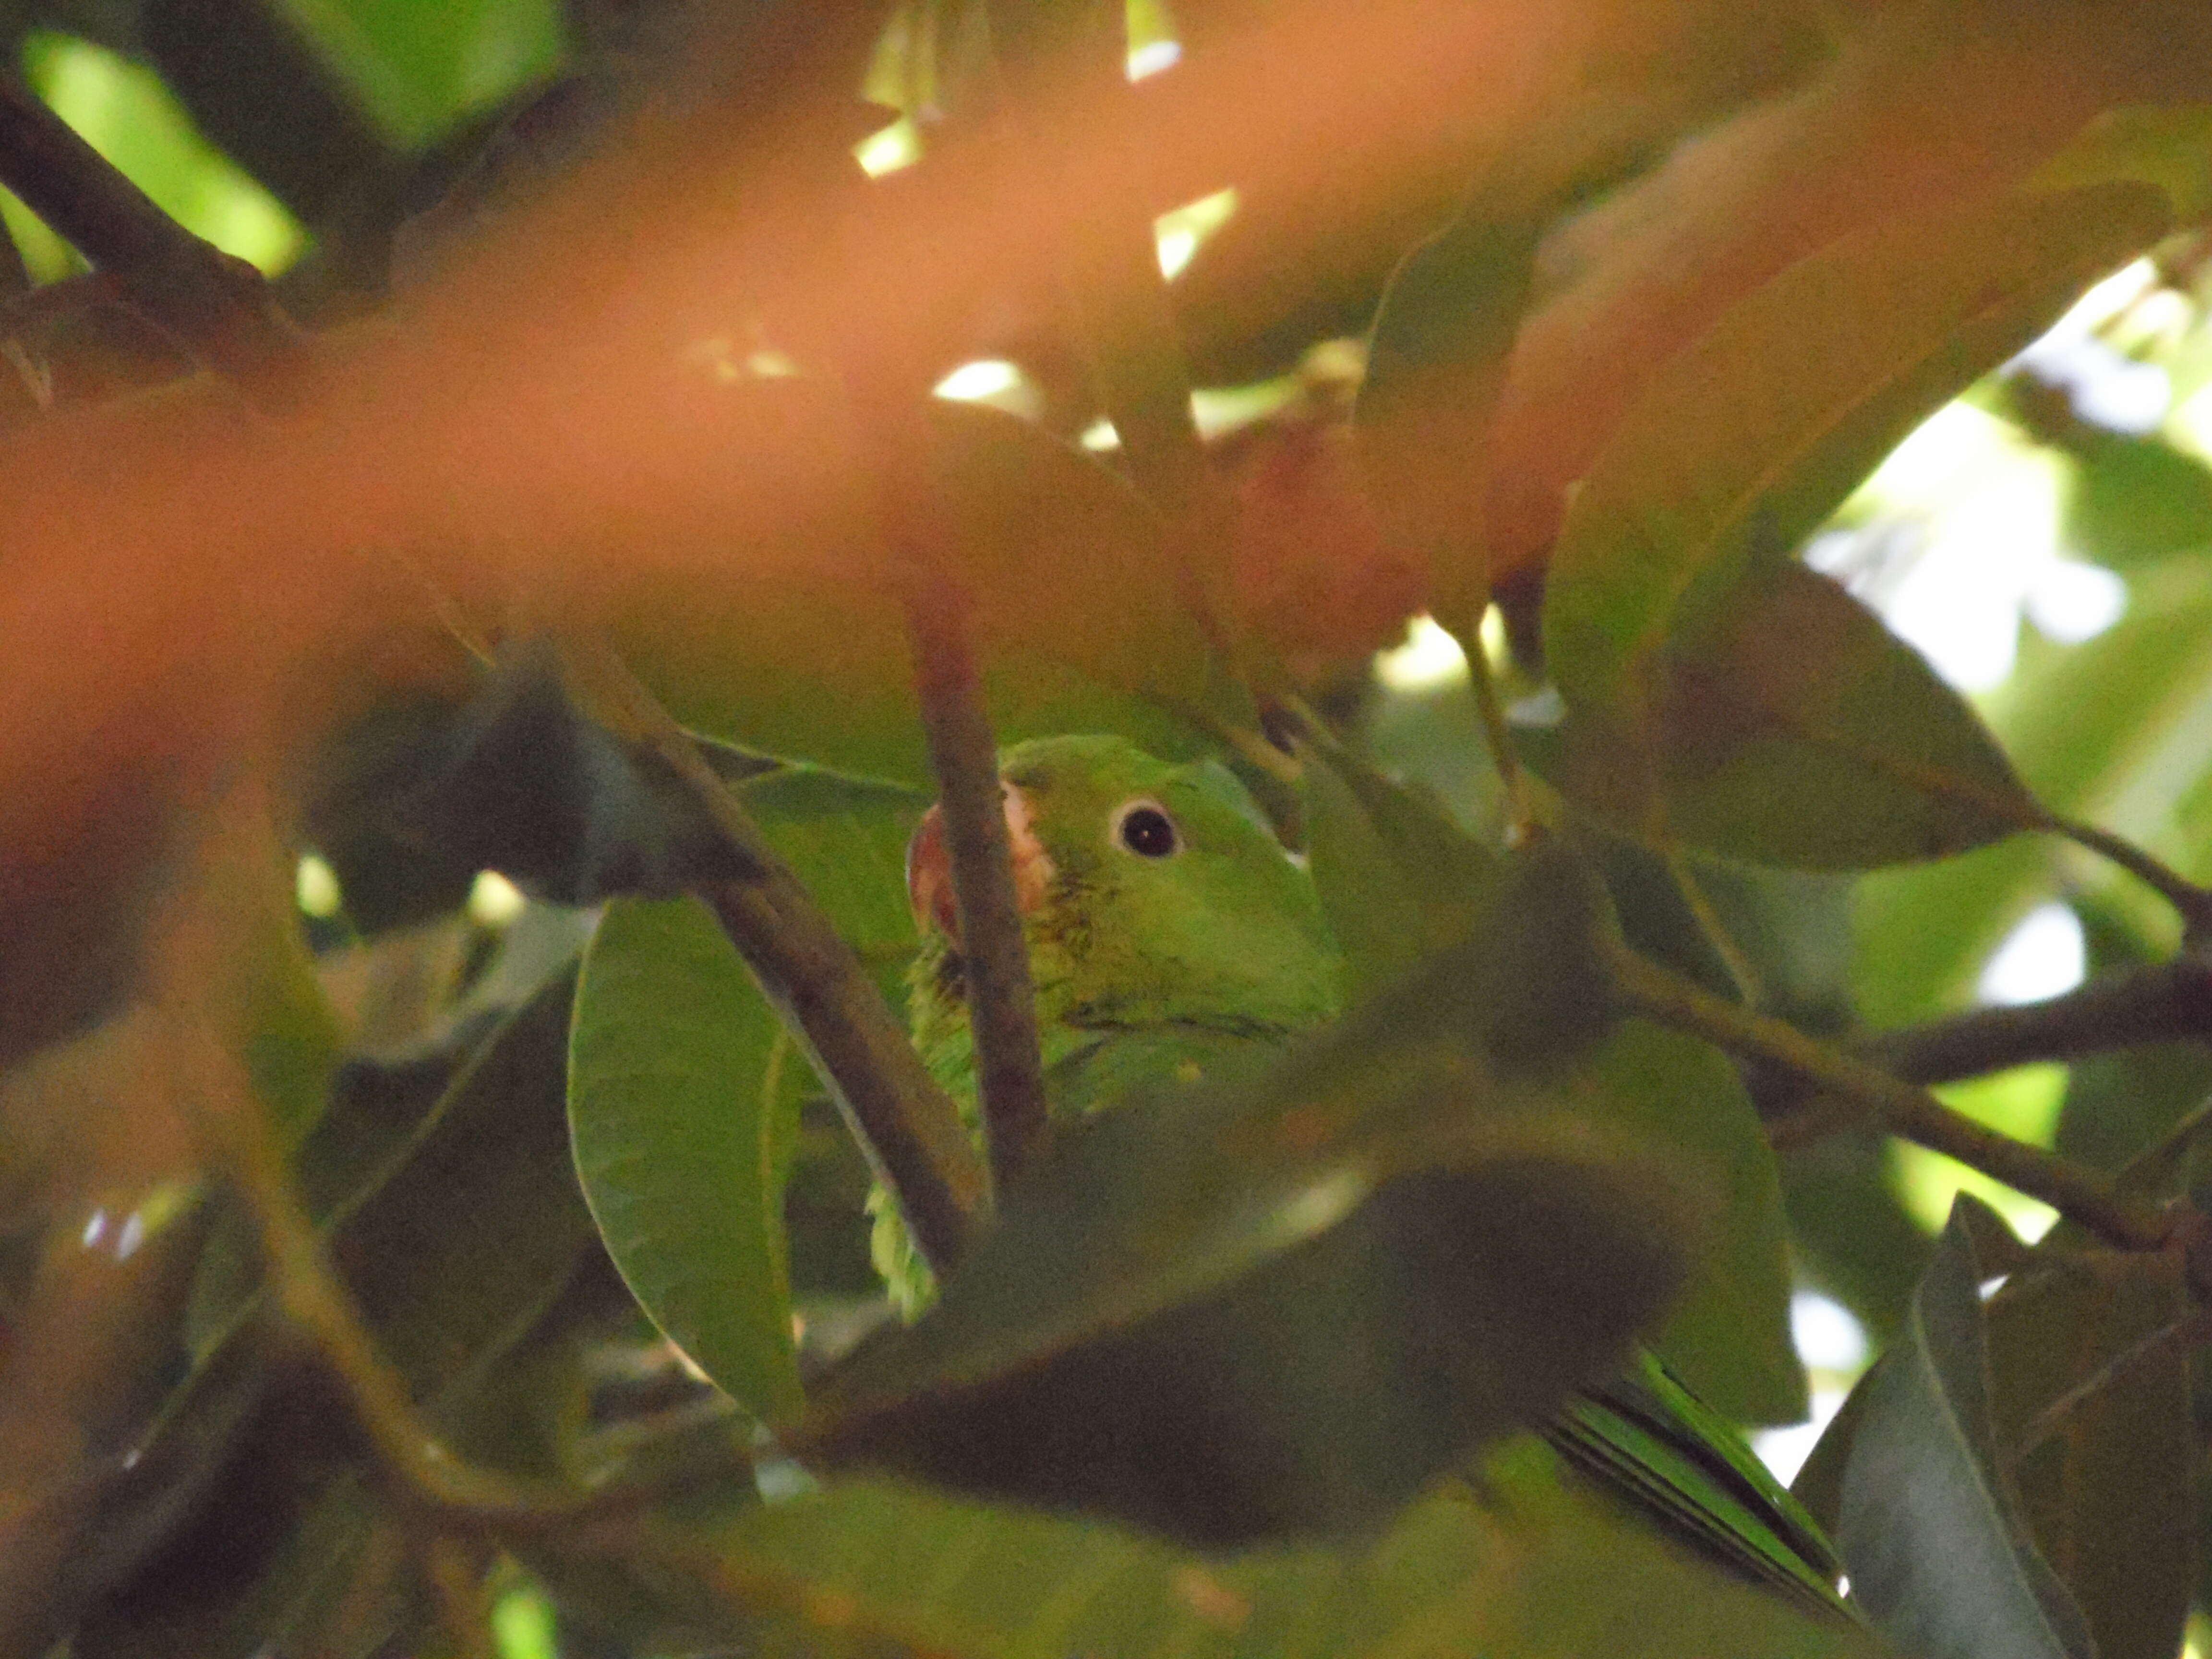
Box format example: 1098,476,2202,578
1543,180,2170,712
24,33,304,272
570,896,806,1425
267,0,565,147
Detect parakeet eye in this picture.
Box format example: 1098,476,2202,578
1112,798,1180,858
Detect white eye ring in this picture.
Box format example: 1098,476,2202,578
1109,797,1181,859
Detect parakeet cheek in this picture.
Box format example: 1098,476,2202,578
905,786,1057,942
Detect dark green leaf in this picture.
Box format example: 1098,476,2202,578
1543,180,2171,713
326,970,601,1406
1301,765,1797,1420
1654,562,2040,867
570,896,806,1425
797,849,1704,1545
1808,1195,2096,1659
1299,741,1497,1002
698,1449,1880,1659
1582,1022,1805,1426
1985,1247,2194,1659
1356,207,1542,635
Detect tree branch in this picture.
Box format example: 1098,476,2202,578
2045,810,2212,939
561,639,988,1272
902,577,1055,1188
0,71,303,392
1605,935,2175,1252
1854,957,2212,1085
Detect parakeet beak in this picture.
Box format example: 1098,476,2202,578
907,783,1053,941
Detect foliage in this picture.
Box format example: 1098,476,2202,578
8,2,2212,1658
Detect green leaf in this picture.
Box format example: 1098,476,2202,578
613,390,1220,784
1356,206,1542,636
1582,1022,1804,1425
2065,431,2212,570
1299,742,1498,1003
267,0,565,147
1803,1196,2096,1659
1645,561,2040,867
1984,1246,2195,1659
2033,105,2212,222
1542,180,2171,715
1854,551,2212,1027
695,1451,1880,1659
570,896,806,1426
797,849,1704,1546
1301,765,1798,1419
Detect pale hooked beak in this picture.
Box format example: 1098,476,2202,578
906,782,1055,941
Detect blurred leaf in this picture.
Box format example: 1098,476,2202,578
266,0,566,148
696,1451,1879,1659
1542,180,2170,714
615,391,1220,784
1802,1196,2096,1659
1298,773,1794,1418
2034,106,2212,222
2066,431,2212,570
1781,1130,1933,1348
1583,1023,1804,1426
798,848,1705,1546
1355,206,1541,634
570,896,806,1425
1299,741,1497,1002
1985,1248,2195,1659
1653,562,2040,866
1855,551,2212,1027
325,969,601,1406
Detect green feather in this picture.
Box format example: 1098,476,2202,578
878,735,1848,1617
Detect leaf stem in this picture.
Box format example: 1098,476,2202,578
1604,936,2174,1252
2044,810,2212,938
0,70,303,394
1445,613,1540,845
563,639,987,1272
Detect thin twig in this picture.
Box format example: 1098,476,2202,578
2045,811,2212,938
1853,957,2212,1085
1605,936,2175,1252
0,72,302,392
2118,1089,2212,1197
904,577,1054,1186
561,638,987,1270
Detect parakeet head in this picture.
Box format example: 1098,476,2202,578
907,735,1341,1037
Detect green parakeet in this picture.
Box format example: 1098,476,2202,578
875,733,1847,1617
